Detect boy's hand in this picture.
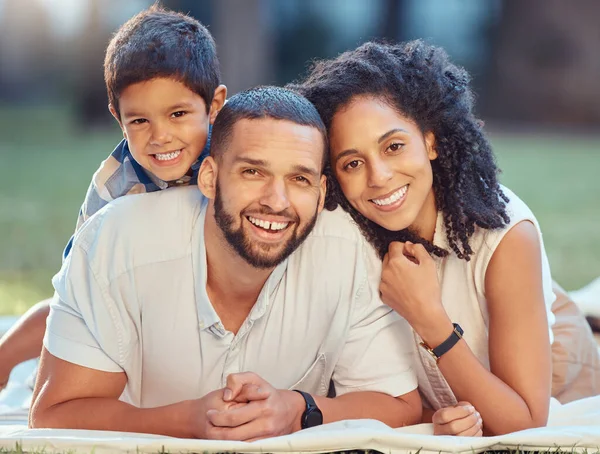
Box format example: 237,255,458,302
205,372,304,441
432,401,483,436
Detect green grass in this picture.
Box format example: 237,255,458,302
0,106,599,315
0,106,119,314
492,133,600,291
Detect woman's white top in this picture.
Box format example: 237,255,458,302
414,186,556,409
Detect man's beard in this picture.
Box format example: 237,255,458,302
213,182,319,269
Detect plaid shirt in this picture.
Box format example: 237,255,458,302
63,136,210,258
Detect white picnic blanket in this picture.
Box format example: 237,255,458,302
0,404,599,454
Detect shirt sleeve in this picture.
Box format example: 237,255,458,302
46,237,127,373
333,242,418,397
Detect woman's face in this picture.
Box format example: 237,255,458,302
329,96,438,235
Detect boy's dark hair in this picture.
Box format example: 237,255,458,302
292,40,509,260
210,86,328,169
104,4,221,117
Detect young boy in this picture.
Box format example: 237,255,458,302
0,5,226,390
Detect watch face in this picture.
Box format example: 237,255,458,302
304,408,323,428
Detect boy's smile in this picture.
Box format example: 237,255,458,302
114,77,214,182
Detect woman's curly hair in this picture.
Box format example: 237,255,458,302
290,40,510,260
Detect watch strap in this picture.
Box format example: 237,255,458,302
293,389,323,429
420,323,464,362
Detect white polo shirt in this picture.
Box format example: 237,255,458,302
45,187,417,408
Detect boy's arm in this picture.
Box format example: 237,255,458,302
0,300,50,390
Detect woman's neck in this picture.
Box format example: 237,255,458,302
408,189,438,242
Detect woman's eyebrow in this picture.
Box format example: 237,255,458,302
378,128,408,144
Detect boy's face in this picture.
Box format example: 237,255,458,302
112,77,223,182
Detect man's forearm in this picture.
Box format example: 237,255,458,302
315,390,422,428
30,397,198,438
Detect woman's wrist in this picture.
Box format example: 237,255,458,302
411,307,454,348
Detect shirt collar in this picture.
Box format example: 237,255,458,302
145,159,202,190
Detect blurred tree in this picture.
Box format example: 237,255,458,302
485,0,600,127
73,0,113,127
211,0,274,94
273,5,332,85
381,0,402,41
0,0,56,102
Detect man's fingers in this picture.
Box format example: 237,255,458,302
206,415,275,441
224,372,265,402
234,384,270,403
432,404,474,425
207,400,265,428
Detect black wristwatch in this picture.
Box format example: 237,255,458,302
293,390,323,429
419,323,464,363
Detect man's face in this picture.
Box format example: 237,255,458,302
205,118,326,269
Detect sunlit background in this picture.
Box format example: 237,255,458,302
1,0,599,315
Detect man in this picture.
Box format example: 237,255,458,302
30,87,421,440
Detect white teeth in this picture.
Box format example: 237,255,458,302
372,185,408,206
154,150,182,161
248,216,289,231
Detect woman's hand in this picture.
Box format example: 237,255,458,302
379,241,452,342
432,401,483,436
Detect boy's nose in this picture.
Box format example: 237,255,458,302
150,122,173,146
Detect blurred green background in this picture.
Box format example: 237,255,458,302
0,0,599,315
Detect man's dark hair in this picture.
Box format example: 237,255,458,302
104,4,221,117
292,40,509,260
210,86,328,169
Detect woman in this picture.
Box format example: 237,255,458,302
295,40,559,436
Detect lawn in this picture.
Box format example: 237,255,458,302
0,107,599,315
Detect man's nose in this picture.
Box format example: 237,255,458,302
260,178,291,213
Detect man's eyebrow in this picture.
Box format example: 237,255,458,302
378,128,408,144
233,157,319,178
232,156,269,167
291,164,319,178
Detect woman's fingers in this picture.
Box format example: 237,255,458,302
433,403,483,436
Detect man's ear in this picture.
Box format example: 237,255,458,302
425,131,438,161
198,156,218,199
317,174,327,213
209,85,227,124
108,104,127,140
